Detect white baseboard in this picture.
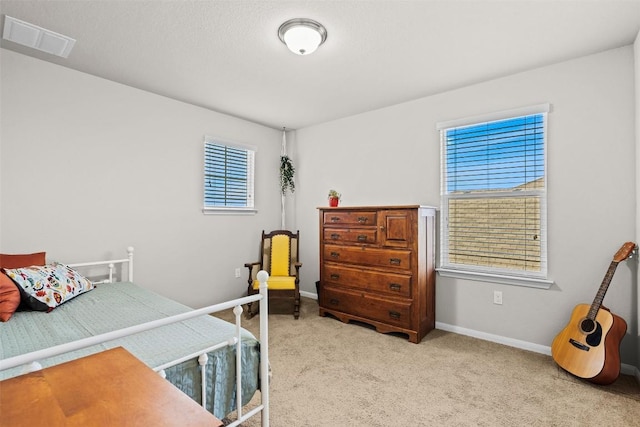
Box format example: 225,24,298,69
304,297,639,383
301,291,318,300
435,321,552,355
628,364,640,382
435,321,639,381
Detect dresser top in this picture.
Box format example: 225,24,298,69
317,205,438,210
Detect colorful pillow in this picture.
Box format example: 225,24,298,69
0,273,21,321
0,251,46,321
0,252,46,269
3,263,94,312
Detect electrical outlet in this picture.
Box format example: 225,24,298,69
235,268,241,278
493,290,503,305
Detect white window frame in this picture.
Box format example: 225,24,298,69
436,104,553,289
203,136,257,215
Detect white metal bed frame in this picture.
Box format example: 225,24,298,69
0,247,270,427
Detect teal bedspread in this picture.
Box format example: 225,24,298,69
0,282,260,419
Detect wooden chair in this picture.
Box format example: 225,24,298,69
244,230,302,319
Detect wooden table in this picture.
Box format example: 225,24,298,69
0,347,223,426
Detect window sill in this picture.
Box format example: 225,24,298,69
436,268,554,289
202,207,257,215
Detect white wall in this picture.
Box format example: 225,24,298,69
2,43,637,368
295,46,637,365
0,49,283,307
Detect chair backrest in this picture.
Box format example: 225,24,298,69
261,230,299,276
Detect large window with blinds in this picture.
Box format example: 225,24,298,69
438,105,549,286
203,138,255,212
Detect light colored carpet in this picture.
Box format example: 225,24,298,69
215,298,640,426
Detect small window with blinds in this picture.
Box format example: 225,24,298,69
203,138,256,213
438,105,549,285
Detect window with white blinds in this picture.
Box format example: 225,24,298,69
438,105,549,285
203,138,255,213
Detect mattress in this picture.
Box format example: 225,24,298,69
0,282,260,419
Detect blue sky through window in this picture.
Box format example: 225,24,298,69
445,114,544,192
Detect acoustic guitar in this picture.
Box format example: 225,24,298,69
551,241,635,385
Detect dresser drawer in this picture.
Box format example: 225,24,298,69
323,228,377,245
323,265,412,298
321,286,412,328
324,244,411,271
323,211,377,227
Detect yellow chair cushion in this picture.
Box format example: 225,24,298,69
253,275,296,290
270,234,290,277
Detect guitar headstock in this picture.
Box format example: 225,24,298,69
613,242,637,262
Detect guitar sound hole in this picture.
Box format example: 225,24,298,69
585,322,603,347
579,318,596,334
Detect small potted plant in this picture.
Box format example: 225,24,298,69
328,189,341,207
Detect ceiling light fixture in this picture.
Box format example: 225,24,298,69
278,18,327,56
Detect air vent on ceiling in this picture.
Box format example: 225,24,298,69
2,15,75,58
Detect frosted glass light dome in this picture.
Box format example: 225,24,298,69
278,18,327,56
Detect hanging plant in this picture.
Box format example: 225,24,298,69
280,155,296,195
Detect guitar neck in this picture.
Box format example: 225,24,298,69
587,261,619,319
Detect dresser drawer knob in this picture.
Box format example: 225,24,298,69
330,274,340,280
389,283,402,291
357,216,368,223
389,258,401,265
389,311,401,320
330,233,340,240
357,235,368,242
330,298,340,306
330,216,341,222
330,252,340,258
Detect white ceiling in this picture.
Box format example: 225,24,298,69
1,1,640,130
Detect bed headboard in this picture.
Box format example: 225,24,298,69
67,247,134,284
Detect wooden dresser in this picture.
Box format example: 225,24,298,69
318,205,436,343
